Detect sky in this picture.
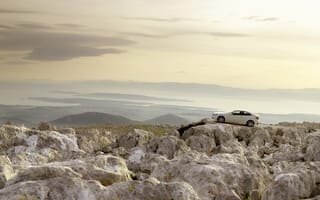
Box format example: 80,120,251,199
1,0,320,89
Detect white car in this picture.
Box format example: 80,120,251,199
212,110,259,127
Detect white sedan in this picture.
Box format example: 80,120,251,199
212,110,259,127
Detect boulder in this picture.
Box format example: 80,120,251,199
5,128,84,165
38,122,56,131
44,155,132,186
147,135,190,159
185,135,216,154
181,124,234,146
138,151,269,200
263,144,304,166
0,176,200,200
118,129,153,149
1,122,320,200
76,128,114,153
269,126,308,147
262,162,320,200
0,156,15,189
304,132,320,161
0,177,99,200
98,178,201,200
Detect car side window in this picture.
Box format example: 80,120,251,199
232,111,241,115
243,111,251,116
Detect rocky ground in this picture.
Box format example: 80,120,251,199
0,122,320,200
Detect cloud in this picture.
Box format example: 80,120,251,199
2,60,34,65
25,46,124,61
206,31,249,37
119,32,169,39
0,25,12,29
245,16,279,22
55,24,86,28
0,9,38,14
122,17,198,23
17,23,51,29
121,30,250,39
0,27,134,61
260,17,278,22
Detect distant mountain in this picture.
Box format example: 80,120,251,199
51,112,190,127
51,112,138,126
144,114,190,126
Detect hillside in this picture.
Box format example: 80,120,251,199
51,112,138,126
144,114,189,126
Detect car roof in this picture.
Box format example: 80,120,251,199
232,110,250,113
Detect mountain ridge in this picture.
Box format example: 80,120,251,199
145,114,190,126
50,112,189,126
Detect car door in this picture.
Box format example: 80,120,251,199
241,111,252,124
228,110,242,124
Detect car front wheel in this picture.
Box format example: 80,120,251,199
217,116,225,123
246,120,255,127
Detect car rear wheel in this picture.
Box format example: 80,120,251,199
217,116,225,123
246,120,255,127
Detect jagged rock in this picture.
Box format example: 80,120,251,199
147,135,190,159
0,126,84,166
38,122,56,131
7,165,81,186
4,121,13,126
181,124,234,147
248,129,273,149
0,176,200,200
49,155,132,186
0,156,15,189
0,177,98,200
127,147,147,173
304,132,320,161
6,155,132,188
58,128,76,135
84,155,132,185
76,129,114,153
138,153,169,175
185,135,216,154
0,125,27,152
217,140,247,155
118,129,153,149
304,195,320,200
112,146,130,158
98,178,201,200
141,151,270,200
1,122,320,200
269,126,308,147
262,162,320,200
9,150,58,168
263,144,304,165
233,125,255,145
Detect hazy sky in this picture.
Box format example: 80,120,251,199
1,0,320,89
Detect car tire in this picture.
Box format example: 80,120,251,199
246,120,255,127
217,116,225,123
